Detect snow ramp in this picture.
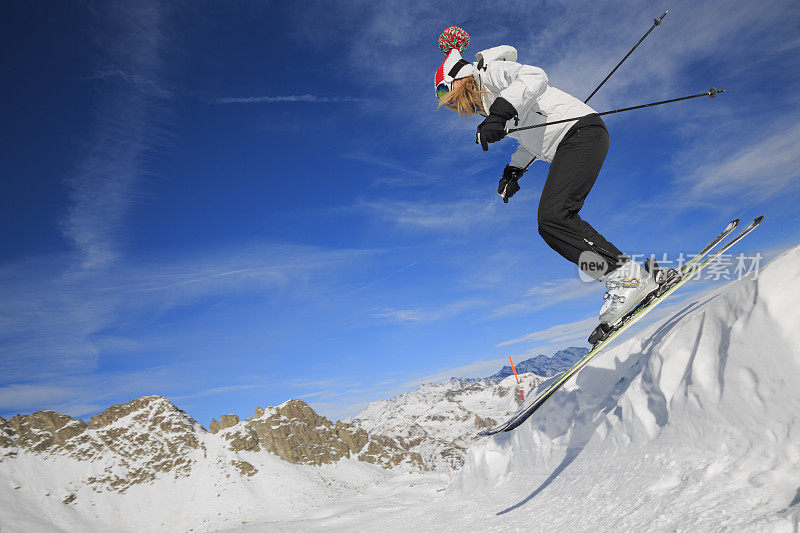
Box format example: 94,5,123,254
451,244,800,531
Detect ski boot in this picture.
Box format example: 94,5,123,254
588,258,671,346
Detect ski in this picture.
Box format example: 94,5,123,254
590,217,740,345
677,218,739,276
479,216,764,436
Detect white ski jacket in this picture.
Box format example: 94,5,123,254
471,45,598,164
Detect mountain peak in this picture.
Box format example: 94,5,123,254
211,398,423,469
487,346,589,380
86,394,199,431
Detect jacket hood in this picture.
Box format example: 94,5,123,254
475,45,518,70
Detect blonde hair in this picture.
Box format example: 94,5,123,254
437,77,487,117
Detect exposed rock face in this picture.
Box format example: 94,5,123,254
1,411,87,453
0,396,203,492
209,414,240,434
215,400,423,469
231,459,258,476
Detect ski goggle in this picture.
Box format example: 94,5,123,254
436,81,452,99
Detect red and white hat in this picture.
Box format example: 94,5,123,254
435,27,474,98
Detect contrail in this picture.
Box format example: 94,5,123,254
339,259,424,298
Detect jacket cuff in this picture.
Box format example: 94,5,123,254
488,97,518,121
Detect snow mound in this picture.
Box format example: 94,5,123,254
451,244,800,530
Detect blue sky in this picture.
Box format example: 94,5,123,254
2,0,799,424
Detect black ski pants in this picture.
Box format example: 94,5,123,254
537,114,623,277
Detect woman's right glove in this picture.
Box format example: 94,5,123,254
476,97,518,151
498,165,523,203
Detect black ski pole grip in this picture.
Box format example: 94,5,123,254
476,132,488,151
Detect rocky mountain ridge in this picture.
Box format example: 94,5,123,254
1,347,585,490
209,399,422,469
1,396,202,493
0,395,421,497
486,346,589,380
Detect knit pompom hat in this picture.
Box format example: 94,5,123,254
438,26,470,54
435,26,475,97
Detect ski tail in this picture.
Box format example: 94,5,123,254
479,216,763,437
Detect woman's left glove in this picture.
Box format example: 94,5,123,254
498,165,523,203
476,97,518,150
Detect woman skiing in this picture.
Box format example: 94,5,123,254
434,26,657,326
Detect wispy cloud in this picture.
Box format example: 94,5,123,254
357,197,503,232
339,259,424,298
0,244,368,384
0,365,180,419
488,278,601,318
61,1,170,268
371,298,486,323
668,120,800,208
170,384,262,402
343,152,442,188
398,359,506,388
87,69,172,98
214,94,366,104
497,316,598,348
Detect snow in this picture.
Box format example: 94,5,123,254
0,430,406,532
2,244,800,532
349,375,541,470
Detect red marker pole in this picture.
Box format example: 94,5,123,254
509,356,525,401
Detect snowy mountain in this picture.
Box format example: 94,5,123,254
0,396,422,531
486,346,589,380
347,346,592,471
1,395,204,494
349,374,542,471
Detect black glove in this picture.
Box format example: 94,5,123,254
498,165,523,203
476,97,518,151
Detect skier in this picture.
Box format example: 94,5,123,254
435,26,657,326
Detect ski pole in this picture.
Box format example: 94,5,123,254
519,11,668,172
584,11,668,104
499,11,669,202
506,88,724,134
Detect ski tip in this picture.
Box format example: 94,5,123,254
745,215,765,230
727,219,740,231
